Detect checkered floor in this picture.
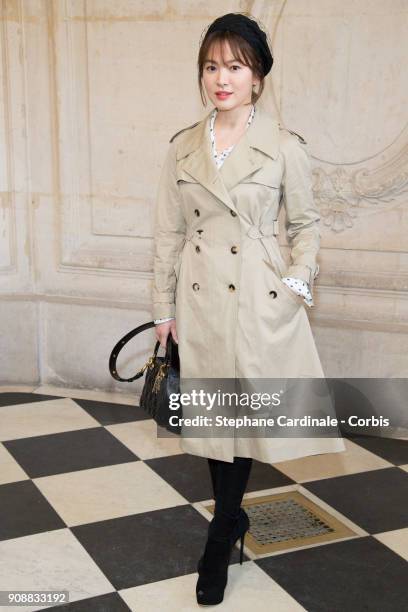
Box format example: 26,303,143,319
0,388,407,612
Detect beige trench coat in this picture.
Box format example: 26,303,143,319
152,104,346,464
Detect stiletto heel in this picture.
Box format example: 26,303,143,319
239,531,246,564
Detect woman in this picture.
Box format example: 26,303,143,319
152,12,345,606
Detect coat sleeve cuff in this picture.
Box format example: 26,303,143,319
154,317,176,324
285,264,320,294
152,303,176,320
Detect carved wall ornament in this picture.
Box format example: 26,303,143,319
311,145,408,233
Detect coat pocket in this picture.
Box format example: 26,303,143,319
262,258,304,307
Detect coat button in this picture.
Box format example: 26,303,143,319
229,284,235,292
194,209,200,216
269,290,277,299
230,210,237,216
196,245,201,253
231,246,238,254
192,283,200,291
197,229,204,236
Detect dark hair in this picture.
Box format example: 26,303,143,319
197,27,266,107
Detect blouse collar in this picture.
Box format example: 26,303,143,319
210,104,256,158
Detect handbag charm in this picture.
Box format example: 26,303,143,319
109,321,182,435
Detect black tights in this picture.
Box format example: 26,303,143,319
207,456,253,540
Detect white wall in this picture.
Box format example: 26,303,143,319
0,0,407,396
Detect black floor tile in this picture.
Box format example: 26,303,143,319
349,435,408,466
1,389,407,604
3,427,140,478
71,504,248,591
0,480,66,541
46,592,131,611
303,467,408,533
256,536,408,612
144,454,295,504
144,454,215,502
73,398,151,426
0,392,63,407
248,459,296,492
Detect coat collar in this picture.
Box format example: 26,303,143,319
175,105,280,214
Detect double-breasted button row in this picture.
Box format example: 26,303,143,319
192,283,237,292
230,211,238,258
190,213,239,293
192,283,278,298
229,209,238,280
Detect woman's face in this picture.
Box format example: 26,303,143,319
202,40,258,110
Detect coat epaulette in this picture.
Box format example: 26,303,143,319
169,121,201,143
278,124,307,145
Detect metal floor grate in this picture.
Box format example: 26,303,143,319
205,489,358,556
247,497,334,543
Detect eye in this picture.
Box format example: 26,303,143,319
231,65,241,70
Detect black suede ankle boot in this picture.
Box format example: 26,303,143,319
196,508,249,606
197,457,253,604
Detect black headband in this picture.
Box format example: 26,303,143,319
204,13,273,77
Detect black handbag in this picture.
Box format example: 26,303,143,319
108,321,181,435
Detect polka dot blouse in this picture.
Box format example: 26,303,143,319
154,105,313,324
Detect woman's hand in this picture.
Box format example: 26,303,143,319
155,319,179,349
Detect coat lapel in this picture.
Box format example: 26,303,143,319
220,106,280,192
176,105,280,213
176,112,237,212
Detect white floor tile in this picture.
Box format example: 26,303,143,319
34,461,188,526
272,438,392,482
0,529,114,612
374,527,408,561
0,398,99,442
107,419,183,460
120,561,306,611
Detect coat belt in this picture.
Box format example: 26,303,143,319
247,220,279,239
